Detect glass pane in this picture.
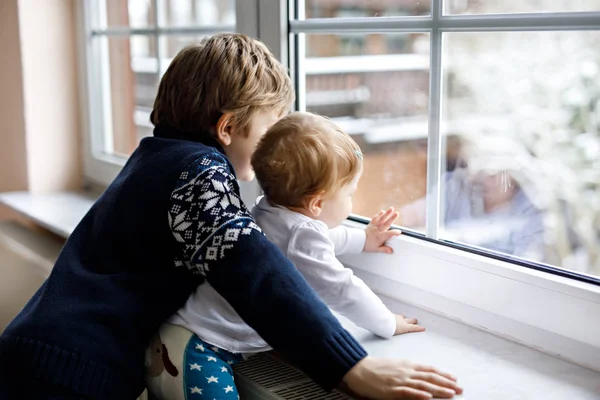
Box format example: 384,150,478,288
304,0,430,18
98,36,158,156
158,35,222,76
304,33,430,230
97,0,156,29
438,31,600,277
446,0,600,15
158,0,236,27
161,35,210,58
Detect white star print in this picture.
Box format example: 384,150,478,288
224,385,234,393
221,366,228,373
207,376,219,384
195,344,205,351
189,363,202,371
227,360,234,365
189,386,203,394
210,346,220,353
207,356,217,362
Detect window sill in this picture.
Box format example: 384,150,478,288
339,296,600,399
0,191,95,239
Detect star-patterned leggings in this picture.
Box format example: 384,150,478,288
183,335,244,399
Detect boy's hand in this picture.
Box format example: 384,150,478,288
364,207,402,254
343,357,462,399
394,314,426,335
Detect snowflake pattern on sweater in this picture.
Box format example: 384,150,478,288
168,154,263,276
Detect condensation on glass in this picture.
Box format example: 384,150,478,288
431,30,600,276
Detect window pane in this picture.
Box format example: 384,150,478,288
303,33,430,229
304,0,430,18
97,0,156,29
97,36,158,156
158,0,236,27
158,35,215,76
436,31,600,277
446,0,600,15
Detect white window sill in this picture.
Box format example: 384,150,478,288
340,219,600,373
339,296,600,400
0,191,96,239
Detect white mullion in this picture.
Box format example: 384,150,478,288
292,0,306,112
236,0,262,208
90,25,235,37
294,33,306,113
425,0,443,240
439,11,600,31
96,0,114,155
291,16,432,33
236,0,259,37
152,0,162,79
83,0,107,157
258,0,289,65
238,0,290,208
290,12,600,34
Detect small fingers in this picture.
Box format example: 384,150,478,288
377,246,394,255
371,209,387,224
374,207,394,225
384,230,402,240
410,325,426,333
380,209,400,228
405,324,426,333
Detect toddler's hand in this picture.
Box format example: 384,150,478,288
394,314,426,335
364,207,402,254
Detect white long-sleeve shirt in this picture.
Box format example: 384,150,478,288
169,196,396,353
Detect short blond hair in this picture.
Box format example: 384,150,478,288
252,112,363,208
151,33,294,137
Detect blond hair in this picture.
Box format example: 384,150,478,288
252,112,363,208
151,33,294,137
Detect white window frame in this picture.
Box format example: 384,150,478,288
77,0,600,371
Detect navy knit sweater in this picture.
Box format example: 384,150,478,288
0,127,367,399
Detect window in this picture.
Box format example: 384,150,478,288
81,0,235,173
81,0,600,281
290,0,600,281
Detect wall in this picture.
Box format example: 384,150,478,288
0,0,81,220
0,0,29,214
19,0,82,193
0,0,82,330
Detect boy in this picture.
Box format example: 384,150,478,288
0,34,461,400
146,112,427,399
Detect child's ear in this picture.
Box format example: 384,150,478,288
215,113,235,147
306,194,324,217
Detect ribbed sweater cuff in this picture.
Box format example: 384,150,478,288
315,329,367,391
